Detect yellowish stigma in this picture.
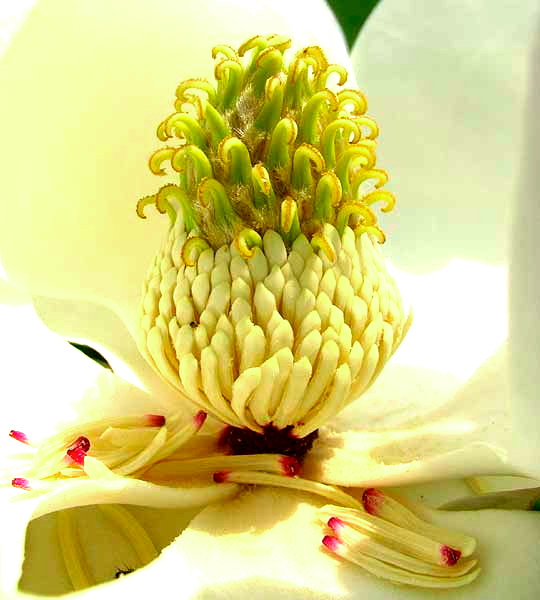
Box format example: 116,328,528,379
137,34,395,254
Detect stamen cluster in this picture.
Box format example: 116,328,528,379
7,412,300,494
320,489,480,589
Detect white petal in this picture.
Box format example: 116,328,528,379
508,20,540,477
389,260,506,380
0,0,350,361
304,348,529,486
162,487,540,599
9,488,540,598
0,293,237,594
18,504,203,596
0,480,236,595
351,0,540,272
0,288,176,438
29,293,180,403
350,3,540,484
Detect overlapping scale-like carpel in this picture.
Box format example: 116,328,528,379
136,34,412,435
138,220,411,436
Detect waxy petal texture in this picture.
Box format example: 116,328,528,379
0,0,351,390
171,487,540,599
352,0,540,272
0,289,236,595
303,346,521,487
509,20,540,477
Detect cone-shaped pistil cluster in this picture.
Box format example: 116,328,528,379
136,36,411,436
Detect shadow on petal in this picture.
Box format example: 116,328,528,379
19,504,202,596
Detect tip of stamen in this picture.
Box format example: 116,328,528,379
213,470,230,483
9,430,30,445
66,436,90,466
67,448,87,466
12,477,32,491
441,545,462,566
322,535,341,553
146,414,166,427
193,410,207,430
362,487,384,515
68,435,90,453
279,455,300,477
327,516,345,533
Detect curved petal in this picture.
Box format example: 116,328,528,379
0,0,350,383
10,485,540,598
18,503,204,596
304,347,528,487
29,293,181,401
0,480,236,595
0,290,237,594
0,282,179,435
351,0,540,272
130,487,539,599
348,1,540,486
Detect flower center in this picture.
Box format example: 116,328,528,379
135,34,412,436
4,33,479,594
222,424,318,462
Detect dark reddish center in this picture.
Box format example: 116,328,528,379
222,425,318,463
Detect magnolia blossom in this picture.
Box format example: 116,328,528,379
1,1,540,599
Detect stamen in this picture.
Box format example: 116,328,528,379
149,410,207,464
319,505,470,567
36,415,167,452
11,476,62,492
113,427,167,476
99,427,160,448
19,409,210,488
9,429,32,445
213,470,362,509
322,533,480,588
99,505,158,565
57,510,93,591
143,453,299,481
66,436,90,466
362,489,476,557
441,545,462,567
326,517,475,576
11,477,32,491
